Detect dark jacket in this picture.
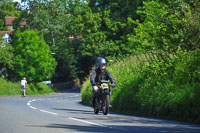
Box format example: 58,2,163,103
90,68,115,86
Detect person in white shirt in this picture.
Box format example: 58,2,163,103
21,77,27,96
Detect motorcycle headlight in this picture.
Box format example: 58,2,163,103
101,83,109,89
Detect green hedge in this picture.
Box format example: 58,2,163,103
81,49,200,123
0,78,57,96
0,78,20,96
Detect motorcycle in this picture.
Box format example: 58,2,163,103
94,80,111,115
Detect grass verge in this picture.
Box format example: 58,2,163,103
0,78,57,96
81,49,200,123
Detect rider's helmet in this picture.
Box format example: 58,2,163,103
99,58,106,70
22,77,26,80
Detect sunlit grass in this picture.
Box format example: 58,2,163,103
81,49,200,123
0,78,57,96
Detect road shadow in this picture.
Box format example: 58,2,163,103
57,87,81,94
51,106,200,132
53,108,93,114
27,124,120,132
26,123,200,133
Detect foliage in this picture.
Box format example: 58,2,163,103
14,0,144,81
13,0,199,82
81,49,200,123
0,77,19,95
136,49,200,122
26,82,58,96
81,76,92,104
0,36,14,78
0,0,20,30
0,77,57,96
17,0,91,81
12,30,57,82
127,0,200,52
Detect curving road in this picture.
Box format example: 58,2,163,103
0,88,200,133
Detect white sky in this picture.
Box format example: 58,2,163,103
13,0,22,3
13,0,26,9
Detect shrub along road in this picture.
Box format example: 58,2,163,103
0,88,200,133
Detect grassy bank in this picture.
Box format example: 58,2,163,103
81,49,200,123
0,78,57,96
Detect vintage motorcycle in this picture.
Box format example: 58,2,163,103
94,80,111,115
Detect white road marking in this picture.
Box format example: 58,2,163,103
69,117,107,127
29,106,37,110
26,96,200,132
39,110,58,115
26,94,108,127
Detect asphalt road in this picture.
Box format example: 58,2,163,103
0,88,200,133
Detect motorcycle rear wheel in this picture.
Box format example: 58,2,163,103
102,95,110,115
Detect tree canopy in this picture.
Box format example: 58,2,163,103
0,0,20,30
1,0,199,82
12,30,57,82
127,0,200,52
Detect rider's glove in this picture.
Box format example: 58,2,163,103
111,83,116,88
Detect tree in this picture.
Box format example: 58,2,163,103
12,30,57,82
88,0,143,55
127,0,200,52
0,0,20,30
0,36,14,79
17,0,82,81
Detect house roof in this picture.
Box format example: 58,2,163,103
5,17,26,26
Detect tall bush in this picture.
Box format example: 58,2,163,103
12,30,57,82
81,49,200,123
136,49,200,122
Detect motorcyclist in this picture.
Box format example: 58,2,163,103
90,57,116,107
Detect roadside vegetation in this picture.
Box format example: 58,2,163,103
0,78,57,96
81,49,200,123
0,0,199,123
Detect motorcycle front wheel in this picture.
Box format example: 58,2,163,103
94,98,99,114
102,95,110,115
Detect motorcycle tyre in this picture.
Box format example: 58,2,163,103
94,98,99,114
103,95,110,115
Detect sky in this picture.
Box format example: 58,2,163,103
13,0,21,3
13,0,26,9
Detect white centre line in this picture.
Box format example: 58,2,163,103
40,109,58,115
69,117,107,127
26,95,108,128
29,106,37,110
